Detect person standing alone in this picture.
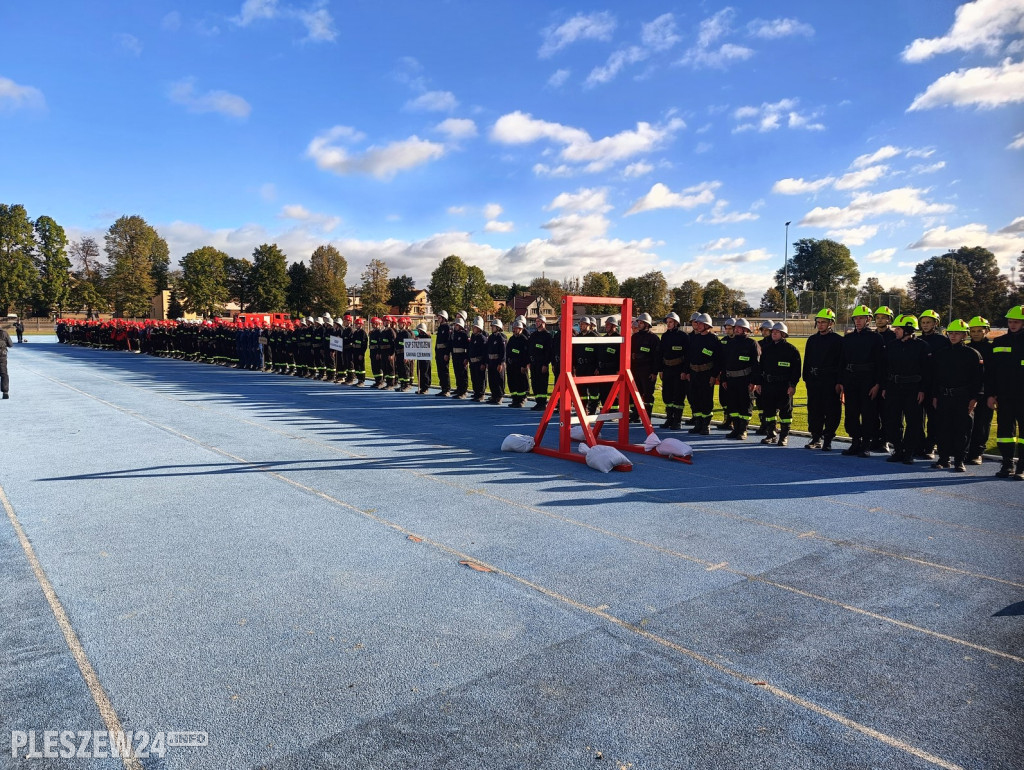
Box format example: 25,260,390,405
0,326,13,398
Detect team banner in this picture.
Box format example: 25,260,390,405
404,339,432,360
329,336,344,352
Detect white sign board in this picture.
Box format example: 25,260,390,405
404,338,432,360
329,335,344,352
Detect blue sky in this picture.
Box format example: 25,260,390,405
2,0,1022,303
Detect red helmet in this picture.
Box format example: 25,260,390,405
344,314,353,321
401,316,411,324
371,316,381,324
356,317,365,325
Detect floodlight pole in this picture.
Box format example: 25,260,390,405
783,221,791,321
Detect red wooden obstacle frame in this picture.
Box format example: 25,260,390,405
531,295,692,470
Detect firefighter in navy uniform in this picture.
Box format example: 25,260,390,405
721,318,760,440
803,309,843,451
379,317,398,389
506,319,531,407
0,326,13,398
659,312,688,430
468,318,488,402
757,321,801,446
882,315,931,465
966,316,994,464
574,316,601,415
528,316,553,411
916,309,951,458
930,319,984,472
987,305,1024,479
872,306,898,452
340,314,355,382
349,318,368,385
754,320,775,434
450,316,471,399
685,313,722,435
630,313,661,421
485,318,507,404
839,305,884,457
395,316,413,391
368,317,385,387
716,319,736,430
434,310,452,396
596,316,620,415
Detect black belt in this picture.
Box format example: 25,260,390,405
808,366,838,376
940,386,970,397
663,357,683,367
689,362,713,372
452,348,467,353
846,363,874,373
763,374,788,383
469,357,482,363
890,374,921,384
727,367,753,378
488,354,501,360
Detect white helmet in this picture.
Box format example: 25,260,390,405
453,317,465,328
324,313,332,321
306,316,314,324
437,310,449,320
734,318,751,330
512,320,525,330
491,318,503,330
760,320,773,330
473,316,485,329
724,318,736,327
695,313,713,326
535,315,547,324
316,317,324,324
690,312,701,322
416,322,428,332
637,313,653,325
772,321,789,336
603,316,617,327
665,312,680,324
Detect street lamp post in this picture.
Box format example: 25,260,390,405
783,221,791,321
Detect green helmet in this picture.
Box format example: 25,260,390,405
945,319,969,333
968,315,990,329
919,309,940,321
874,306,894,318
1006,305,1024,321
895,314,919,331
815,308,836,321
851,304,874,318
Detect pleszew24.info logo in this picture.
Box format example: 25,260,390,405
10,730,208,759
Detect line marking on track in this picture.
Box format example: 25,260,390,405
13,370,981,769
0,483,144,770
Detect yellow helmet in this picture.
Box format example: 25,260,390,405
815,308,836,321
851,305,873,318
919,309,941,321
874,306,894,318
1007,305,1024,321
967,316,990,329
894,314,919,331
945,319,969,333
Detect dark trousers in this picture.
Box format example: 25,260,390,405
688,374,715,420
508,365,529,402
633,367,655,413
0,357,8,393
844,378,879,444
435,354,451,393
396,354,411,384
661,367,686,415
470,362,486,397
417,360,431,391
885,386,922,457
453,357,469,395
969,402,993,458
995,397,1024,462
530,363,550,404
351,351,366,381
760,384,793,427
370,352,383,379
724,377,753,421
487,363,505,401
806,380,841,440
935,395,973,463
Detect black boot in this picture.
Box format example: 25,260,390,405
805,436,822,450
842,440,861,456
1013,459,1024,481
821,437,833,452
760,422,777,445
726,419,748,440
777,426,790,447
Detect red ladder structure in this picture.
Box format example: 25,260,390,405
531,295,692,470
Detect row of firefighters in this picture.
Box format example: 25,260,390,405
55,302,1024,477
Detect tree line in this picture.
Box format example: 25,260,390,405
3,203,1020,323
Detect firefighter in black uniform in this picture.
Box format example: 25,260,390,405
987,305,1024,479
839,305,884,457
0,326,12,398
630,313,660,421
468,318,488,402
596,316,620,415
882,314,931,464
485,319,506,404
395,316,413,391
434,310,452,396
450,317,471,399
685,313,721,435
506,319,531,407
659,312,688,430
551,316,563,384
966,316,994,464
529,316,553,411
414,322,432,394
917,309,951,457
757,321,801,446
349,317,367,385
803,308,843,451
754,320,775,434
721,318,760,440
368,317,385,387
717,318,736,430
379,317,398,388
872,306,898,452
341,314,354,382
574,316,601,414
930,319,984,471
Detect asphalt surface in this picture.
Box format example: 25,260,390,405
1,337,1021,770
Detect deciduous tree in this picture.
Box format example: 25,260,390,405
286,261,311,317
34,215,71,315
0,204,38,315
309,244,348,316
105,215,160,318
909,257,974,323
427,255,468,316
464,265,492,314
249,244,289,312
671,279,703,320
180,246,229,318
225,257,253,311
778,238,860,294
388,275,418,313
360,258,390,319
620,271,668,317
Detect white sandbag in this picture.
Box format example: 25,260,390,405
644,432,662,452
570,424,587,441
585,444,632,473
656,438,693,458
501,433,535,453
577,442,590,455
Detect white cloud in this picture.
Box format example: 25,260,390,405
405,90,458,112
865,248,897,263
800,187,955,228
697,200,759,224
532,163,574,178
733,98,824,132
623,161,654,177
909,220,1024,265
585,13,680,86
625,182,719,215
306,126,445,180
279,203,341,232
901,0,1024,62
834,165,888,190
586,46,648,86
539,12,616,58
435,118,477,140
772,176,835,195
259,183,277,202
547,69,570,88
703,237,746,251
851,146,902,168
483,203,503,220
484,220,514,233
912,161,947,174
908,58,1024,110
825,225,879,246
905,147,935,158
694,141,713,154
643,13,682,51
116,33,142,56
161,11,182,31
680,8,755,69
234,0,278,26
1008,132,1024,149
546,188,613,214
491,111,685,172
747,18,815,39
294,2,336,42
168,78,251,118
0,76,45,111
